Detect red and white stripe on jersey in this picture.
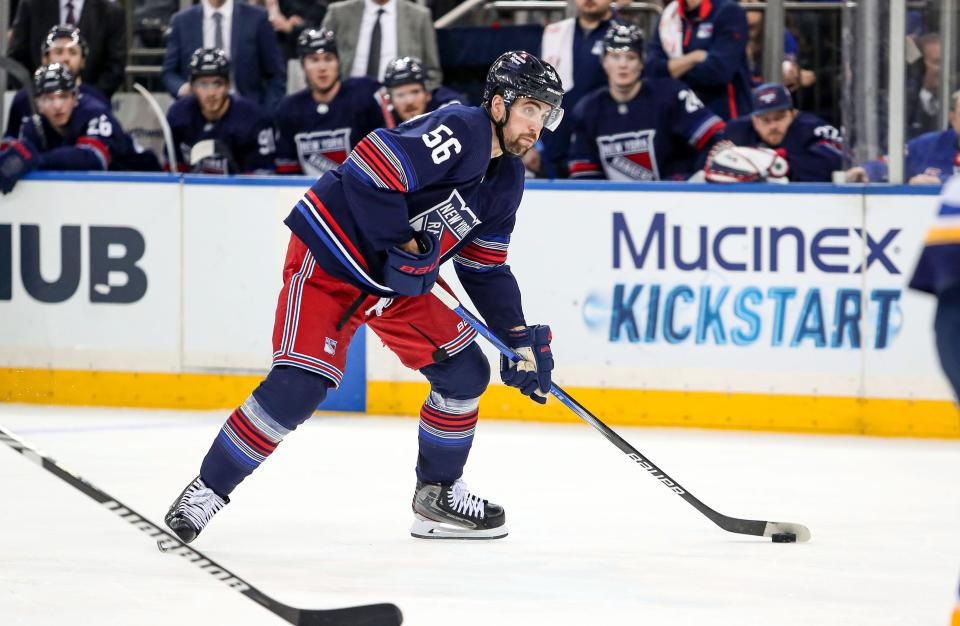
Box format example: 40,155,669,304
689,116,725,150
569,159,601,178
453,237,509,272
76,136,110,169
438,323,478,359
272,248,346,387
276,158,303,174
348,131,409,191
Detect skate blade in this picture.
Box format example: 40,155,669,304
410,514,508,540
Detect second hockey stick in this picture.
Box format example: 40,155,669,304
0,56,48,150
429,285,811,543
0,423,403,626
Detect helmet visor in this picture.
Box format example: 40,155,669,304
544,106,564,132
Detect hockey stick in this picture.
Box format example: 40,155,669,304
0,423,403,626
132,82,178,172
429,285,812,543
0,57,48,150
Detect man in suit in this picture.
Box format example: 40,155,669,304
8,0,127,96
162,0,287,113
320,0,441,89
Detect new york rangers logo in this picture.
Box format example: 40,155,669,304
597,130,660,181
409,190,481,258
295,128,351,177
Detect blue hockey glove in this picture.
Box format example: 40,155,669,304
500,325,554,404
383,230,441,296
0,140,39,195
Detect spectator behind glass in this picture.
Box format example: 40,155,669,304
162,0,287,112
4,24,109,140
645,0,753,121
847,90,960,186
713,82,842,182
0,64,160,195
907,32,941,139
166,48,276,175
321,0,441,88
538,0,619,178
8,0,127,96
381,55,465,126
741,0,816,92
567,23,725,181
273,29,385,176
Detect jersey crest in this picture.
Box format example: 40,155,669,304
409,190,481,258
598,130,660,181
295,128,351,177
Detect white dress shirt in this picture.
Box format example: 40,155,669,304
202,0,234,57
350,0,398,81
60,0,85,24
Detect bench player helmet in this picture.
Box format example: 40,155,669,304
189,47,230,81
482,51,564,132
603,23,645,57
33,62,78,95
297,29,337,59
383,56,426,89
42,24,88,58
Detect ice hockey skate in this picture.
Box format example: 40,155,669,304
164,475,229,543
410,479,507,540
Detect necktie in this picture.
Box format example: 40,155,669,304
213,12,224,52
366,8,384,79
65,1,76,25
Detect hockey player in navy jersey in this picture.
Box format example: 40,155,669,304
0,64,158,195
273,30,385,176
910,175,960,402
166,48,275,175
714,82,842,182
4,24,108,140
568,23,725,181
165,51,564,543
381,56,465,127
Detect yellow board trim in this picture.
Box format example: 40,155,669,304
925,226,960,245
2,368,958,438
368,381,960,439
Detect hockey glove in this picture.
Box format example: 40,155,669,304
0,140,40,195
383,230,441,297
500,325,554,404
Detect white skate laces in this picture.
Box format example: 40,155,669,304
176,478,227,530
448,479,485,519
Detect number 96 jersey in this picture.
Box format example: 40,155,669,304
285,104,525,301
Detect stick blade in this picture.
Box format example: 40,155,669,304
297,603,403,626
762,521,811,542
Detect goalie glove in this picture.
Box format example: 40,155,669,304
704,142,790,184
500,325,554,404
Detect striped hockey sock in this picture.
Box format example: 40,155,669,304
200,394,291,496
416,392,479,484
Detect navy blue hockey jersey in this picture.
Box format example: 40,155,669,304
18,95,151,172
167,94,275,174
274,78,386,176
4,83,108,141
284,104,528,334
719,111,842,182
568,78,724,180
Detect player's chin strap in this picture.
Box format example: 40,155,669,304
486,102,510,155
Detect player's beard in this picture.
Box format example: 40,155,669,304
504,133,537,156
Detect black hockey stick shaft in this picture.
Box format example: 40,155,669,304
429,286,811,542
0,57,47,150
0,424,403,626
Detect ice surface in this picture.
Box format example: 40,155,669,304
1,403,958,626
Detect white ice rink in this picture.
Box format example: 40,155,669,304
2,403,959,626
